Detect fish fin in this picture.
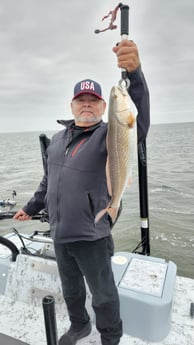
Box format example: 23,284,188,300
128,112,136,128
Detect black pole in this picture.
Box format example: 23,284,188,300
120,5,150,255
138,140,150,255
39,133,50,174
120,4,129,82
42,295,58,345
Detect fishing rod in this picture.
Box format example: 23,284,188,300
95,3,150,255
0,187,49,222
119,4,150,255
0,198,16,210
0,209,48,222
39,133,50,174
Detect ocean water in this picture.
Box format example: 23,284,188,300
0,122,194,279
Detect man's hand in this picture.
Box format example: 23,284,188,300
112,39,140,73
13,209,32,221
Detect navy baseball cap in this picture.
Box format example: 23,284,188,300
72,79,103,100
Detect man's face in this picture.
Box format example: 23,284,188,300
71,94,106,127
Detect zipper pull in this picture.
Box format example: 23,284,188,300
65,147,69,155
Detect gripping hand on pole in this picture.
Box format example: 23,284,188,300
112,40,140,73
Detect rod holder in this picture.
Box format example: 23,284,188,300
138,140,150,255
42,295,58,345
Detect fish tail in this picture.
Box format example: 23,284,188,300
94,204,120,225
107,206,119,223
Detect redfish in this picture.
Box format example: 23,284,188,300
95,85,137,224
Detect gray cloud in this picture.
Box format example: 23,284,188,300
0,0,194,132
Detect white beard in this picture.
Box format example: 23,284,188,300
74,113,101,123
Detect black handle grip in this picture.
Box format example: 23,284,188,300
120,4,129,36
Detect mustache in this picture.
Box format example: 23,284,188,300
81,107,92,110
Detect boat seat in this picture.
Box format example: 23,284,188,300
0,254,95,344
0,333,29,344
5,254,64,306
4,254,93,317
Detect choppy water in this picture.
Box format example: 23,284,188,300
0,122,194,279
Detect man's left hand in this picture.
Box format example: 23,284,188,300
112,39,140,73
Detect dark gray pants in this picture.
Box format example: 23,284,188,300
54,236,122,345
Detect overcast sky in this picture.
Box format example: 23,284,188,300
0,0,194,133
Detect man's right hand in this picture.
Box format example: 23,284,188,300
13,209,32,221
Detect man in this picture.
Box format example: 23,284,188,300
14,40,150,345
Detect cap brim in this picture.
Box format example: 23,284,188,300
72,91,103,101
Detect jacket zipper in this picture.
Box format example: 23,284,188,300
57,129,88,223
71,138,87,157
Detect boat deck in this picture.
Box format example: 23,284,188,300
0,253,193,345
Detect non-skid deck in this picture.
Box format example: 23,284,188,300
0,254,193,345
